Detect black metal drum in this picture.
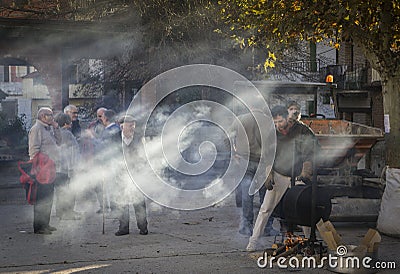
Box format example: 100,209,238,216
278,185,332,226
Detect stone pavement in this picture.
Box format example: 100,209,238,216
0,164,399,273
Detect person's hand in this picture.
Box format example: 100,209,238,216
85,129,95,138
295,176,311,185
49,120,59,128
299,161,312,180
264,169,274,190
295,161,312,185
265,179,275,190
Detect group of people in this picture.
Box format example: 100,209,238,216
27,100,317,253
27,105,148,236
229,101,318,252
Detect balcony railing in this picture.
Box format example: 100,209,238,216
273,61,370,90
320,64,369,90
284,60,321,73
270,60,324,82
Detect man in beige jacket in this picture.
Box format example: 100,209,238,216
29,107,61,234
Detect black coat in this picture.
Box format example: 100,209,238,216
71,120,81,139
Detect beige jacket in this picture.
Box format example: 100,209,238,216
28,119,62,169
229,111,264,162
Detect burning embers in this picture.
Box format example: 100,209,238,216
254,232,325,270
255,220,382,272
265,232,322,260
283,233,307,251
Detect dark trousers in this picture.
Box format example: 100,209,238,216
54,173,75,217
240,160,274,233
117,198,148,232
94,183,103,209
33,183,54,232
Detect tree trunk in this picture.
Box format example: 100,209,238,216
382,75,400,168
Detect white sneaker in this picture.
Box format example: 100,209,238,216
246,240,256,252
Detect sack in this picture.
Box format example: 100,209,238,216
17,152,56,205
31,153,56,184
377,167,400,237
17,160,37,205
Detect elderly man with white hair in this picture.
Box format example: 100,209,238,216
64,104,81,139
28,107,62,234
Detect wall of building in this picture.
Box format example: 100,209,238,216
353,112,370,126
338,41,369,68
371,89,384,130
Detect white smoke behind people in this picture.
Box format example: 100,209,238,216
122,83,277,209
69,105,363,213
68,91,251,208
33,87,359,242
127,102,229,206
63,102,228,214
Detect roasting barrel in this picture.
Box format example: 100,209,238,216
278,184,332,227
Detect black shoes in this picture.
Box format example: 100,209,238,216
115,230,129,236
115,227,148,236
115,229,148,236
34,225,57,234
46,225,57,231
34,228,52,235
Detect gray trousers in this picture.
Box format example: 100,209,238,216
117,198,148,232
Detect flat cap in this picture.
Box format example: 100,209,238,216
118,114,136,124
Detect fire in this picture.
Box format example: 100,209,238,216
283,232,307,251
266,230,327,261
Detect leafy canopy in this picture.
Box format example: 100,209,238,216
219,0,400,75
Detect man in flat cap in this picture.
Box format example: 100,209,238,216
114,114,148,236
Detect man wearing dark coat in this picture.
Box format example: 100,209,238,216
64,104,81,139
114,114,148,236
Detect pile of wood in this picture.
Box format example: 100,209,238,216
316,218,381,254
263,233,314,259
316,219,343,250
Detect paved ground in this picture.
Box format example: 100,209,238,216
0,163,399,274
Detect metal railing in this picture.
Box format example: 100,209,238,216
269,60,322,82
320,64,369,90
283,60,322,73
269,60,370,90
